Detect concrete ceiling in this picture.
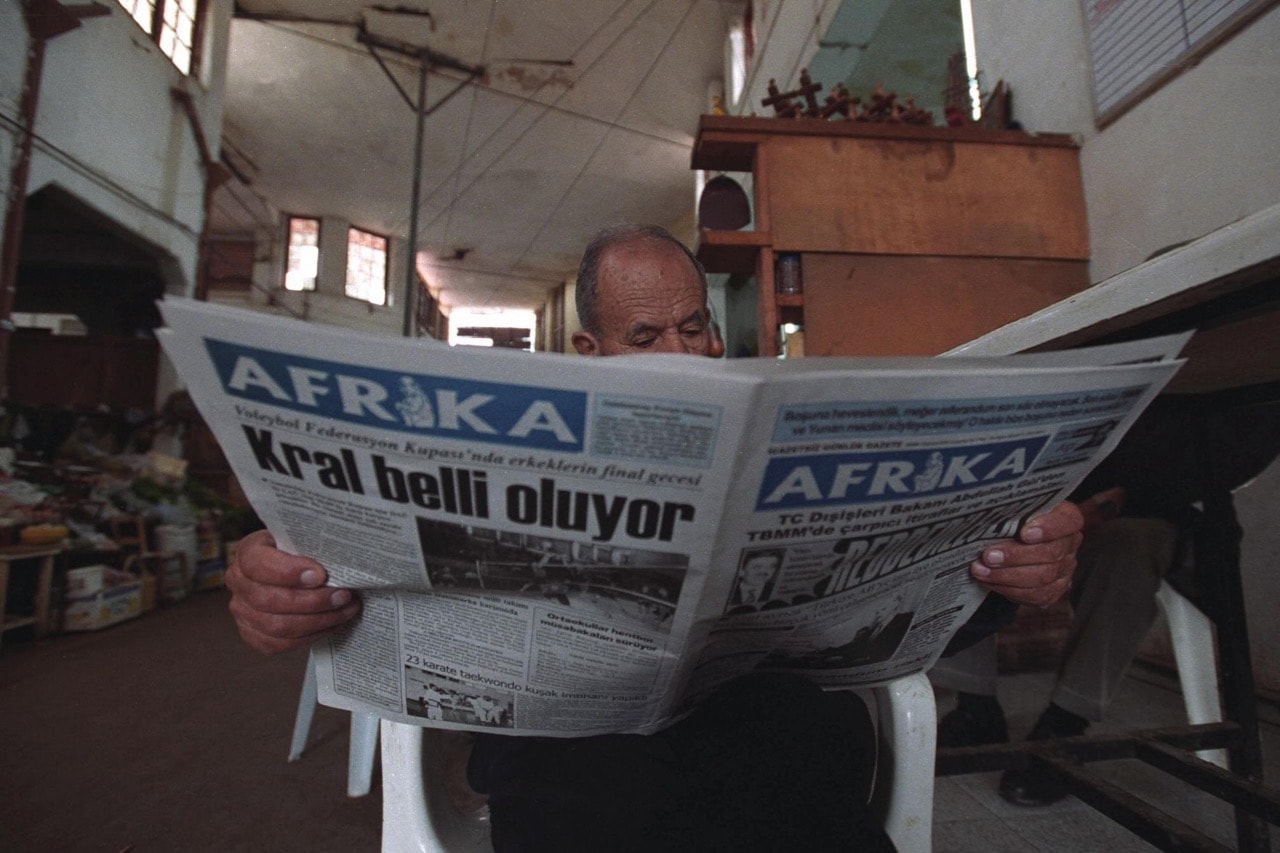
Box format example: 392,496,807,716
213,0,737,311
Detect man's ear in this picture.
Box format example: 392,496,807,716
571,331,600,356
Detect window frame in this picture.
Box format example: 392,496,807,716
345,226,390,307
283,215,320,293
115,0,207,77
1082,0,1279,127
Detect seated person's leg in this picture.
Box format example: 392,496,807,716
470,728,682,852
469,672,892,852
1000,517,1177,805
661,672,889,852
1048,517,1175,722
931,634,1008,748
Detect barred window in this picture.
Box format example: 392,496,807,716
346,227,388,306
115,0,203,75
284,216,319,292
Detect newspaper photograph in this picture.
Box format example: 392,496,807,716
158,299,1186,737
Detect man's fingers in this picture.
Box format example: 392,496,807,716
1001,532,1081,568
975,501,1082,583
974,557,1075,589
234,529,328,588
226,555,354,615
978,570,1073,608
230,594,361,654
971,557,1076,607
1018,500,1084,544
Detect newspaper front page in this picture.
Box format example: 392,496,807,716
158,299,1186,737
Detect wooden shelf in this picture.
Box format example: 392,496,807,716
691,115,1080,172
0,544,62,644
692,115,1089,357
2,614,36,632
694,229,771,275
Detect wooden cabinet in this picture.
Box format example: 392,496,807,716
691,116,1090,356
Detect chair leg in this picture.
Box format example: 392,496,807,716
348,712,381,797
289,652,319,762
871,672,936,853
1155,580,1227,767
380,721,444,853
380,722,492,852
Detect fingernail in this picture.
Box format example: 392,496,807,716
1022,525,1044,543
984,549,1005,566
972,562,991,578
330,589,352,607
300,569,322,587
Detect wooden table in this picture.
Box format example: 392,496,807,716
0,543,63,647
941,203,1280,850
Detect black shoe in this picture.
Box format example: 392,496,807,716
997,764,1070,806
998,704,1089,807
936,693,1008,749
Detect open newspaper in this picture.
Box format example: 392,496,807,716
158,299,1187,737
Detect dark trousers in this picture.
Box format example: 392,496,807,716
467,673,896,852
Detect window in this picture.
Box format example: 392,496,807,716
724,3,754,109
959,0,982,121
284,217,319,292
449,307,536,352
116,0,202,75
726,19,747,107
1083,0,1275,125
346,227,388,305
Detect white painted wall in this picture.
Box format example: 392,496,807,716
2,2,233,291
970,1,1280,280
970,0,1280,695
2,2,233,403
735,0,845,117
0,1,26,235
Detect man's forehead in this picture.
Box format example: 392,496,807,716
600,239,699,285
597,240,705,316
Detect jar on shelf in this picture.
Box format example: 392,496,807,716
775,253,802,295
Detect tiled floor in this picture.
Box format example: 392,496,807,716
3,587,1276,851
933,667,1280,851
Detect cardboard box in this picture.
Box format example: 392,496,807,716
66,564,107,596
193,558,226,591
62,565,143,632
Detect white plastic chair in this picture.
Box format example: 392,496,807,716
1154,579,1226,767
371,580,1220,852
289,651,382,797
864,672,937,851
380,722,493,853
378,671,937,853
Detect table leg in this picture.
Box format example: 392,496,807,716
0,559,9,648
34,553,54,638
1201,416,1270,851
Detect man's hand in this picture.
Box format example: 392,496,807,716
225,529,361,654
1078,486,1126,532
970,501,1084,608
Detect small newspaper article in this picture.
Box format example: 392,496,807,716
158,299,1186,737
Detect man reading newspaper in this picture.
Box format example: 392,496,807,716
225,225,1085,851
